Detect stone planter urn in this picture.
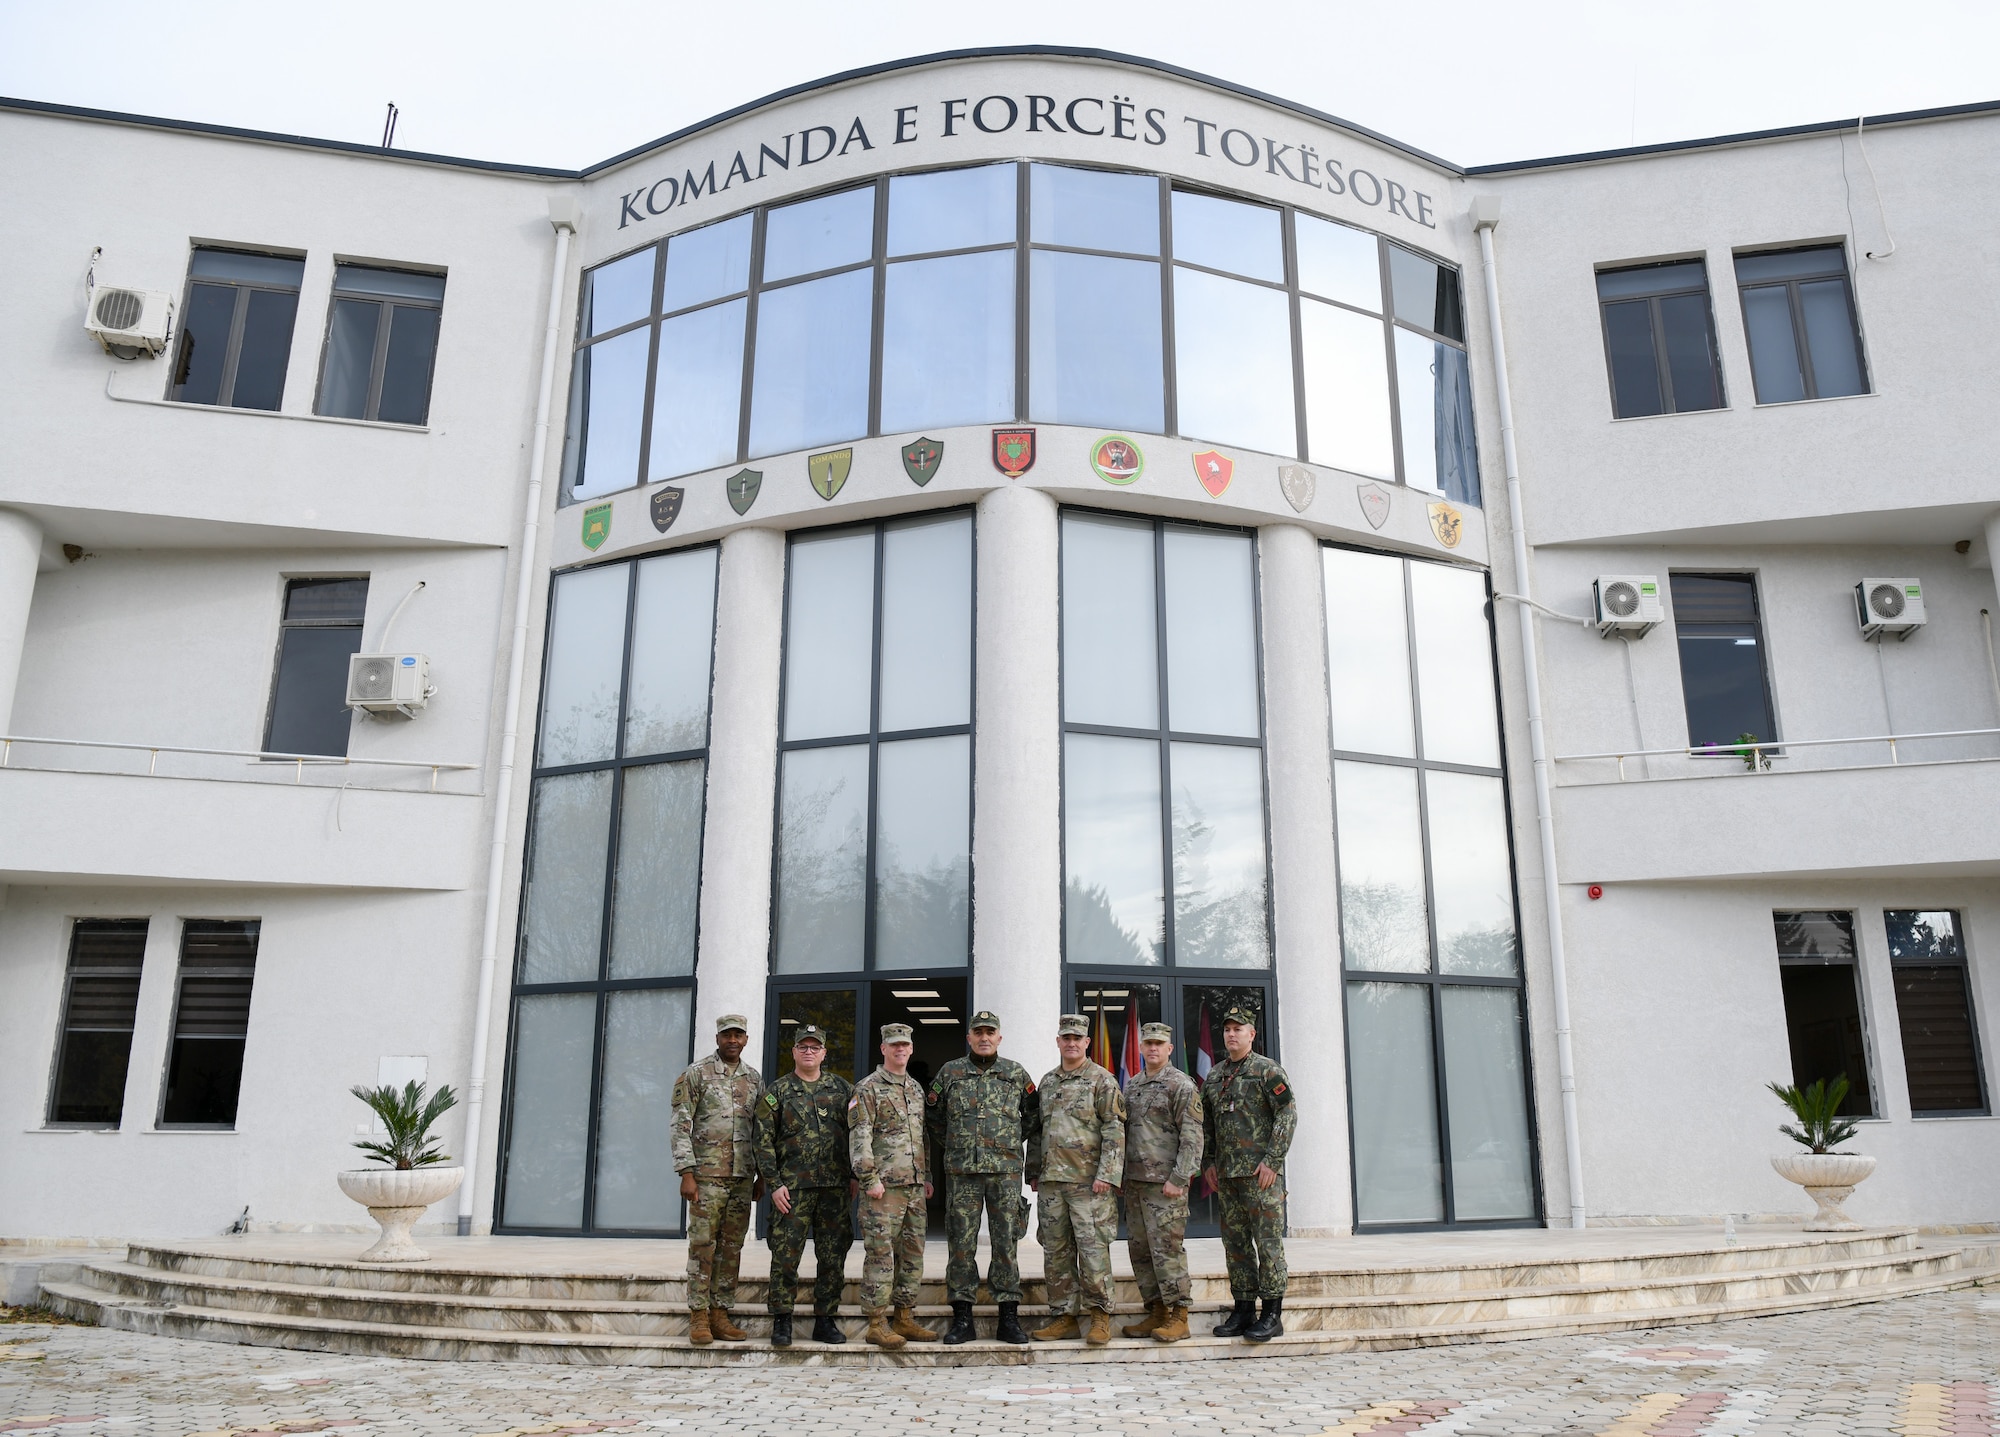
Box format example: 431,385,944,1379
336,1166,464,1261
1770,1152,1876,1231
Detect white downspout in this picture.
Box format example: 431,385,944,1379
1472,196,1586,1229
457,194,576,1235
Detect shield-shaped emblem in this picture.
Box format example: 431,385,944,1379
650,486,684,533
808,447,852,501
1278,463,1315,513
1357,482,1391,530
901,437,944,486
1192,450,1233,498
726,468,762,517
992,428,1036,478
1427,500,1464,549
1091,435,1143,486
581,502,612,551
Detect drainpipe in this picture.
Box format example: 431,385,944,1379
1471,195,1586,1229
457,193,577,1235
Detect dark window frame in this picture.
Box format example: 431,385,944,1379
1772,910,1877,1118
45,918,150,1129
1669,571,1781,754
156,919,260,1131
1734,244,1871,403
1594,261,1726,418
1885,909,1989,1118
168,248,304,410
262,576,368,759
312,265,447,425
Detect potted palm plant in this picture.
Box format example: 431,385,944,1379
1767,1075,1875,1231
336,1081,463,1261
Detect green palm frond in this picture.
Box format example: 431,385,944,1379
1767,1075,1859,1154
350,1080,458,1169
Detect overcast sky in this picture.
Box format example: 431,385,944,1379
1,0,1992,171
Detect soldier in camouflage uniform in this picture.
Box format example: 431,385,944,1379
753,1024,854,1348
848,1022,937,1349
1200,1004,1296,1342
925,1010,1040,1345
671,1013,764,1346
1030,1013,1125,1347
1120,1021,1205,1344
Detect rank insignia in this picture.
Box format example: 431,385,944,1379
901,437,944,486
581,502,612,551
1277,463,1315,514
808,447,852,501
1427,499,1464,549
1192,450,1233,498
726,467,763,517
1091,435,1143,486
1357,482,1391,530
650,486,684,533
992,428,1036,478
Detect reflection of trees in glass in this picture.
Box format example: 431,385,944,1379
778,991,860,1079
776,770,866,957
1885,910,1959,960
876,841,970,967
1065,878,1159,966
1440,924,1518,977
538,689,619,767
1338,878,1428,972
1170,791,1267,968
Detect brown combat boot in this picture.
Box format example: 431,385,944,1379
1123,1300,1167,1338
710,1308,748,1342
1032,1312,1080,1341
687,1308,713,1346
1152,1306,1191,1343
892,1306,939,1341
864,1311,906,1348
1085,1310,1112,1346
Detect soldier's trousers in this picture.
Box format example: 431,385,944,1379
945,1172,1026,1303
1037,1180,1117,1315
1122,1180,1191,1308
686,1176,754,1312
1216,1172,1288,1300
859,1182,927,1314
766,1186,854,1315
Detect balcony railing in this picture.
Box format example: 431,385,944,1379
0,734,478,792
1554,727,2000,782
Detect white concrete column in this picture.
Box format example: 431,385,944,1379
0,508,43,733
693,526,785,1052
1257,522,1352,1236
972,484,1063,1062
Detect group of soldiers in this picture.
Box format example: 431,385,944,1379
668,1004,1296,1349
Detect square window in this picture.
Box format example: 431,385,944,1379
314,264,446,425
1595,261,1725,417
170,249,304,411
1734,246,1869,403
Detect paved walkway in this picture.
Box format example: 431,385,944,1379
3,1287,1997,1437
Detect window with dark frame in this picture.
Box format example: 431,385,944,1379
46,919,150,1127
1734,245,1870,404
315,264,446,425
1595,261,1725,418
265,578,368,758
1669,573,1778,752
170,249,305,411
158,920,259,1128
1773,911,1874,1117
1885,909,1987,1115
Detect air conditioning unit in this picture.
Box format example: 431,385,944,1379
85,286,174,359
1594,574,1664,636
347,653,433,716
1855,578,1926,640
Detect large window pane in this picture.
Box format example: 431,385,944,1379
1064,733,1164,967
1323,547,1414,757
888,164,1016,255
879,514,972,732
625,547,718,757
1348,981,1443,1223
1427,771,1517,976
1387,246,1463,341
567,326,650,499
1169,742,1270,969
1173,267,1295,456
501,993,596,1228
774,744,870,973
1030,164,1159,255
173,284,237,405
1163,526,1258,738
1395,327,1441,493
518,771,613,985
1777,957,1874,1117
1301,298,1394,479
607,760,705,980
1798,279,1866,398
649,297,745,479
585,248,657,337
763,188,875,282
591,986,693,1229
1410,561,1501,768
265,626,362,757
880,250,1014,433
784,529,876,740
538,563,629,767
231,289,297,411
1295,215,1380,312
1887,910,1985,1114
662,214,752,312
48,920,148,1126
1061,513,1158,729
1433,344,1479,506
377,305,440,426
1741,286,1805,404
874,735,971,970
1029,250,1164,432
1601,300,1663,418
1657,293,1721,413
319,298,380,420
1170,192,1282,283
1334,761,1429,973
1440,985,1536,1220
748,268,872,457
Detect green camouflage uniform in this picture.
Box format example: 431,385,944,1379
1034,1060,1125,1315
1121,1062,1205,1308
754,1069,854,1316
849,1065,929,1315
926,1052,1041,1304
670,1050,764,1313
1201,1050,1296,1300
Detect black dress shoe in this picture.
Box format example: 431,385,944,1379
811,1314,846,1344
1244,1297,1284,1343
942,1300,977,1345
995,1300,1029,1344
770,1313,793,1347
1212,1298,1256,1337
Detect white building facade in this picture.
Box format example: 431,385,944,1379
1,50,1993,1243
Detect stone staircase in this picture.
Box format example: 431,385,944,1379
41,1228,1989,1366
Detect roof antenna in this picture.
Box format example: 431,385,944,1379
381,102,400,149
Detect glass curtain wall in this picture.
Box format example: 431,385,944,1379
1324,545,1538,1228
497,545,719,1234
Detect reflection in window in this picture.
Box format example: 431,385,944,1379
763,187,875,281
1302,298,1394,479
649,298,745,479
1595,262,1723,418
1170,190,1282,282
1885,910,1986,1115
1669,573,1776,750
1172,266,1294,456
881,249,1014,432
1030,163,1159,254
1030,249,1164,433
1773,911,1873,1117
749,268,873,458
172,249,304,411
889,164,1016,255
316,265,446,425
1296,213,1381,311
1735,246,1868,403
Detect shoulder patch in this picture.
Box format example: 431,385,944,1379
930,1078,943,1094
765,1092,779,1109
847,1096,861,1110
1025,1081,1036,1095
1271,1080,1293,1105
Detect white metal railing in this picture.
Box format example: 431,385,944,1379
1554,727,2000,781
0,734,478,791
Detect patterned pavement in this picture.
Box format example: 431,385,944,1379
1,1287,1996,1437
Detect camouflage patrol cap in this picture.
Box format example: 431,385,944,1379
1140,1022,1174,1042
792,1025,829,1047
880,1022,914,1044
1057,1013,1090,1036
715,1013,750,1034
1220,1005,1258,1027
968,1010,1001,1031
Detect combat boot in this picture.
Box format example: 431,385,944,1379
1212,1298,1255,1337
1032,1311,1080,1341
864,1311,906,1348
1244,1297,1284,1342
1122,1300,1166,1338
1085,1310,1111,1346
942,1300,977,1345
995,1301,1029,1345
710,1308,748,1342
1152,1306,1190,1343
769,1312,793,1347
893,1306,939,1341
811,1314,846,1344
687,1308,713,1346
